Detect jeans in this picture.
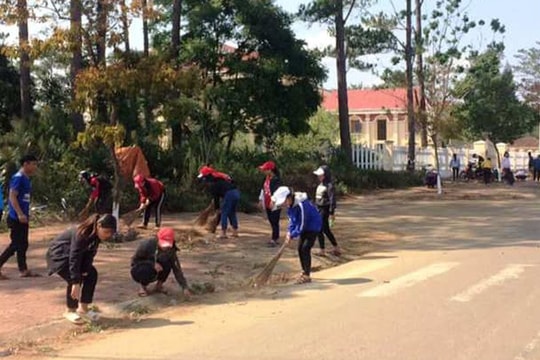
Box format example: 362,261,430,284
221,189,240,231
0,217,30,271
298,231,317,276
57,266,98,310
266,208,281,241
452,167,459,181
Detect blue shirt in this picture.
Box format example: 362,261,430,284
8,171,32,220
287,199,322,239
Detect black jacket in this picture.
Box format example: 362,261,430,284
131,238,188,289
46,228,100,285
205,177,237,210
260,175,281,194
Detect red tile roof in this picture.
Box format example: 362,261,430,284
322,88,414,112
510,136,539,149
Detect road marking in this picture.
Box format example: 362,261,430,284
451,264,534,303
317,259,394,280
357,262,459,298
514,330,540,360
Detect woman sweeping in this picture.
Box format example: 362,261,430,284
198,166,240,240
313,165,341,256
258,161,282,247
271,186,321,284
46,214,117,324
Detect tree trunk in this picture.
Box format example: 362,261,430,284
335,0,352,163
70,0,84,133
171,0,182,62
415,0,428,147
17,0,31,121
142,0,149,57
405,0,416,170
120,0,130,53
96,0,108,122
431,133,442,194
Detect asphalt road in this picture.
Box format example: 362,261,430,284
52,199,540,360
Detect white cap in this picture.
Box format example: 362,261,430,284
313,167,325,176
271,186,291,207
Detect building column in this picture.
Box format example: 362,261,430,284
393,113,399,146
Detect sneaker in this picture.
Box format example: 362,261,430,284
267,240,278,248
77,310,100,322
64,312,84,325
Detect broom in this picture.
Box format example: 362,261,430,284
193,201,215,227
250,237,291,288
122,208,144,227
205,210,221,233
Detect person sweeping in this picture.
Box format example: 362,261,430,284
130,227,192,298
133,174,165,229
198,166,240,240
258,161,282,247
271,186,321,284
313,165,341,256
78,171,113,216
46,214,117,324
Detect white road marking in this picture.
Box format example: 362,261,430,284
357,262,459,298
451,264,534,303
514,330,540,360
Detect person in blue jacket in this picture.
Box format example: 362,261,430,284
272,186,322,284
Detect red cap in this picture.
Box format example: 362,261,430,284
133,174,145,186
258,161,276,171
198,166,214,178
157,227,175,248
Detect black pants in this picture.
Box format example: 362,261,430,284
452,167,459,181
131,258,172,286
95,194,113,214
483,168,491,184
143,192,165,227
534,169,540,182
0,217,30,271
298,231,317,277
266,208,281,241
57,266,98,310
317,206,337,249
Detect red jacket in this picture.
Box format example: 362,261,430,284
136,178,164,203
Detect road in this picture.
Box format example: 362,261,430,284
52,198,540,360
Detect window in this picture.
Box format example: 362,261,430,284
377,119,387,141
351,119,362,133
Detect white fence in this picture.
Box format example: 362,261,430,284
352,143,536,176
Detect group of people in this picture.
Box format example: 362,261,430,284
0,155,341,324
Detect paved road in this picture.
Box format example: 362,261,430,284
53,199,540,360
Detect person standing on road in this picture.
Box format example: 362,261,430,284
534,155,540,182
450,154,461,182
313,165,341,257
0,155,39,280
46,214,117,324
130,227,192,298
258,161,282,247
271,186,322,284
133,174,165,229
78,171,113,217
501,152,514,186
528,152,534,179
198,166,240,240
482,157,493,185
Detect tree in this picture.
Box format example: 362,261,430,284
454,47,539,149
514,42,540,111
70,0,84,132
0,50,21,132
17,0,32,120
414,0,427,147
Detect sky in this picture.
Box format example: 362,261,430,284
273,0,540,89
1,0,539,89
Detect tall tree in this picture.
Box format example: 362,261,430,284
414,0,427,147
405,0,415,169
454,47,539,147
70,0,84,132
514,42,540,111
170,0,182,61
0,50,21,132
299,0,366,163
17,0,31,121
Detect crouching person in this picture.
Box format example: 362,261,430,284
271,186,322,284
46,214,117,324
131,227,192,298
